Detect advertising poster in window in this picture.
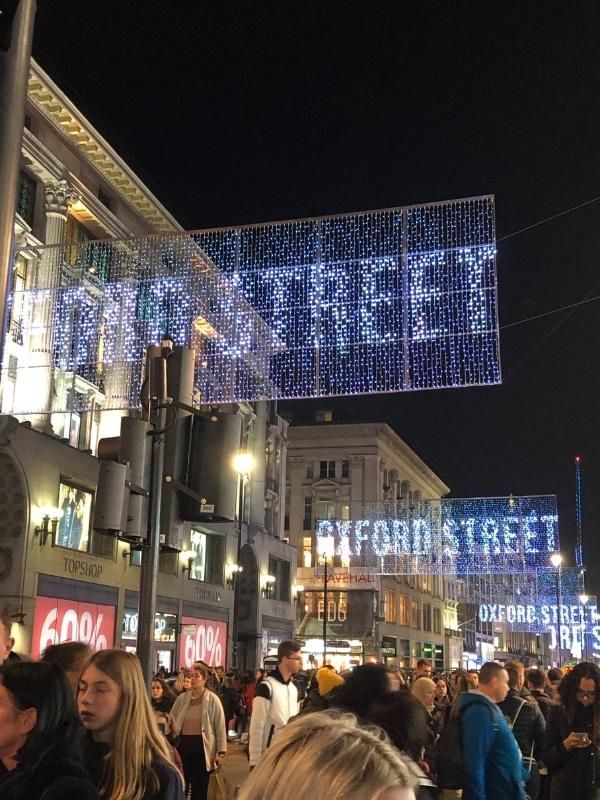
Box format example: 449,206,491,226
297,590,373,639
56,482,93,551
190,529,206,581
178,616,227,668
31,596,116,658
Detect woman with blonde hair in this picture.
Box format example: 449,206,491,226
411,677,439,775
237,711,416,800
77,650,184,800
172,668,192,695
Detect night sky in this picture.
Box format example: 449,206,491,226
32,3,600,589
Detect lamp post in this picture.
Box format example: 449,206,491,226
232,452,254,669
579,593,589,661
550,553,563,667
317,536,334,667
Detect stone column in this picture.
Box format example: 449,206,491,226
23,179,77,430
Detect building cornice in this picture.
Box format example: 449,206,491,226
27,61,182,234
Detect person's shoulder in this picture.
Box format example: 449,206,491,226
151,758,185,800
256,679,273,700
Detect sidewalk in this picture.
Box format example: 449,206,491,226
222,739,250,797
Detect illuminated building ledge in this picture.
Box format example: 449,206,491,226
27,61,181,235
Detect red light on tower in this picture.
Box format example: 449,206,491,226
575,455,582,464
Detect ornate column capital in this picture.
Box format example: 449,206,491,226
44,179,78,216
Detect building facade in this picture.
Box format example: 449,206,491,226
0,61,295,670
286,419,463,671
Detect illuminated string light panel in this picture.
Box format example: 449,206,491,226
315,495,558,576
3,196,499,414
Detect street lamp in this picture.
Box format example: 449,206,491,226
231,452,254,669
316,535,335,667
550,553,563,667
579,594,590,661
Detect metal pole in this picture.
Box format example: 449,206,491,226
232,473,243,669
322,555,328,666
0,0,37,373
556,568,562,668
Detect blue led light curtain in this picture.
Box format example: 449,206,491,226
4,196,499,414
315,495,558,575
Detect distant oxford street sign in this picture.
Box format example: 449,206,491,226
315,495,558,576
5,195,500,415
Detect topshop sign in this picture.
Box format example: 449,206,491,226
316,495,558,575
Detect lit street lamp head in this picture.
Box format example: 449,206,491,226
550,553,563,568
233,452,254,476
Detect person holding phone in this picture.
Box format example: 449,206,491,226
543,662,600,799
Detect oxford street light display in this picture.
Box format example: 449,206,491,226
2,195,500,419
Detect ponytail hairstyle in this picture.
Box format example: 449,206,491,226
81,650,182,800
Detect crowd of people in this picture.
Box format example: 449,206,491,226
1,605,599,800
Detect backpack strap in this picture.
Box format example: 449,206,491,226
509,698,526,730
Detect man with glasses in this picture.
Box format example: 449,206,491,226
249,640,302,768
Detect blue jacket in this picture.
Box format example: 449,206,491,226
459,691,527,800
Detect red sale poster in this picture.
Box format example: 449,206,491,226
178,616,227,668
31,595,116,659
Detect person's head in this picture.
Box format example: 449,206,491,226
174,668,192,693
411,677,436,712
415,659,432,679
0,661,80,767
215,665,225,680
334,663,390,718
255,669,266,683
237,712,416,800
558,662,600,713
0,607,12,665
505,660,525,691
277,640,302,678
316,667,344,698
449,669,466,691
150,677,175,704
467,669,479,688
190,662,210,695
526,668,546,692
369,691,431,762
434,677,448,699
42,641,93,695
78,650,178,800
478,661,510,703
548,667,564,685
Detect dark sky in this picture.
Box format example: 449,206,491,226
33,3,600,589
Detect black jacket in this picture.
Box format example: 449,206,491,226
543,703,599,800
530,689,555,723
0,739,99,800
498,688,546,761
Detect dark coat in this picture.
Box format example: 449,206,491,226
498,688,546,760
0,739,99,800
530,689,555,723
543,703,600,800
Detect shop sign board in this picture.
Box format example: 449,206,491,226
31,595,116,658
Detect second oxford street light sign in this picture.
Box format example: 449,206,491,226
315,495,558,575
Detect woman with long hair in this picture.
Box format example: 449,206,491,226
543,662,600,800
151,678,177,714
78,650,184,800
237,711,416,800
0,660,98,800
169,661,227,800
172,669,192,696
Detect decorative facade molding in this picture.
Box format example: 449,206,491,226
44,179,78,217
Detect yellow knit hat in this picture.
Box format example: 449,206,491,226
317,667,345,697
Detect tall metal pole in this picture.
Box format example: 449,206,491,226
322,555,328,666
556,567,563,668
0,0,37,372
232,473,244,669
138,344,169,684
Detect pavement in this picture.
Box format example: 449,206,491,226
222,739,251,797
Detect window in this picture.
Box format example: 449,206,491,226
303,496,313,530
410,598,420,629
398,595,409,626
384,590,396,623
341,460,350,478
177,528,225,585
98,188,113,210
423,603,432,632
56,481,95,553
306,462,314,479
303,537,312,568
16,171,36,226
268,556,290,602
316,410,333,423
319,460,336,479
433,607,442,635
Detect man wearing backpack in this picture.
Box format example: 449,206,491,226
460,661,527,800
248,640,301,768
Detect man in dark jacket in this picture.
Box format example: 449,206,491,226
526,667,555,723
498,662,546,800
